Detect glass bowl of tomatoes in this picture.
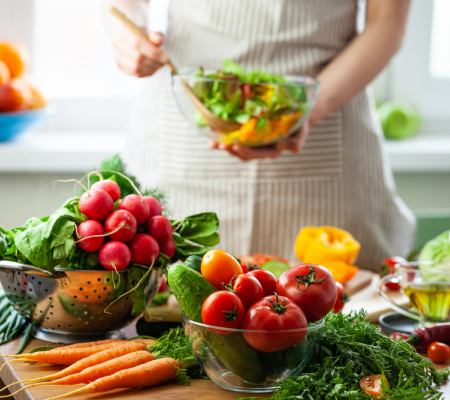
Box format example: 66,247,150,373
171,61,319,148
182,313,324,393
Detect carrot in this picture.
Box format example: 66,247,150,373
2,350,155,399
41,358,181,400
0,341,130,372
0,342,149,392
60,339,124,349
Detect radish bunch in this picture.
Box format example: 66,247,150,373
76,180,174,272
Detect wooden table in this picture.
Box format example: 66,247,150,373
0,307,449,400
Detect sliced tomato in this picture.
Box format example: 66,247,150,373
359,374,389,398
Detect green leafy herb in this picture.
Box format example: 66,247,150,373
238,311,450,400
148,326,207,379
29,346,54,354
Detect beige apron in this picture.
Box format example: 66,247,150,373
126,0,416,271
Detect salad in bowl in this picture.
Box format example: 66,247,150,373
172,60,319,147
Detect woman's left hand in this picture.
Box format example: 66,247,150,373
210,121,309,161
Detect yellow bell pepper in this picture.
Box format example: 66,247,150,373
295,226,361,284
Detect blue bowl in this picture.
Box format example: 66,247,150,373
0,105,56,142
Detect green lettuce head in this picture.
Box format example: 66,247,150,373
419,230,450,282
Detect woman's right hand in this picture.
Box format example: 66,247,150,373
112,23,169,78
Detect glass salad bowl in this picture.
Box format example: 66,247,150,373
171,67,319,148
182,313,324,393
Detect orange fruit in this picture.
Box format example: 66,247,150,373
0,41,30,78
28,83,47,109
0,78,32,112
0,60,10,85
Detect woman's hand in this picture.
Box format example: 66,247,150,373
210,121,309,161
112,23,169,77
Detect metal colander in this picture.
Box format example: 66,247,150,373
0,260,162,343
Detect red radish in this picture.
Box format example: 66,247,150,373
79,189,114,222
143,196,162,218
158,275,167,292
146,216,172,245
98,241,131,271
119,194,150,225
90,180,121,202
160,237,175,258
77,220,105,252
128,234,160,266
104,210,137,243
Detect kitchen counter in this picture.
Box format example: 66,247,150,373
1,130,450,173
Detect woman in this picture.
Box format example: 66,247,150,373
102,0,415,271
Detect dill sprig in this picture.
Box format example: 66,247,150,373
237,310,449,400
148,326,208,379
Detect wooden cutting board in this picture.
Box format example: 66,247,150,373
344,273,410,323
344,269,374,296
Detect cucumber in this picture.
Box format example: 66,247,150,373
184,255,202,273
167,264,216,322
168,264,267,383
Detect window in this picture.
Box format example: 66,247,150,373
390,0,450,124
0,0,142,131
430,0,450,79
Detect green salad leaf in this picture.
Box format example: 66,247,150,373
0,226,18,262
11,198,84,271
170,213,220,262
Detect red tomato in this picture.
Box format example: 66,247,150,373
427,342,450,364
201,250,243,290
241,262,249,273
276,263,337,322
229,274,264,310
380,256,408,290
333,282,348,314
201,291,245,334
248,269,277,297
241,294,308,352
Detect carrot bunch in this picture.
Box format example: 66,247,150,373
0,338,189,400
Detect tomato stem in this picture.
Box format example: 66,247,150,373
267,292,287,314
294,266,327,292
222,302,240,321
247,262,261,272
222,273,242,296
